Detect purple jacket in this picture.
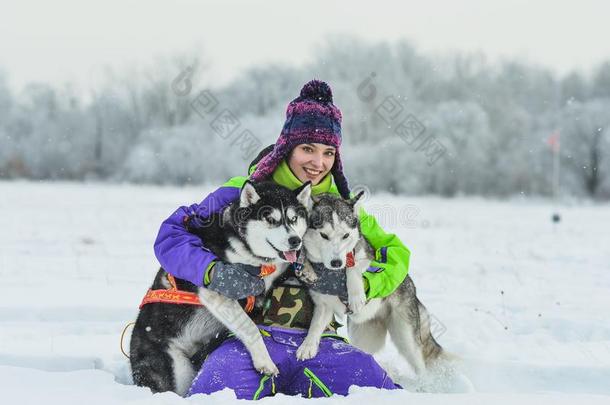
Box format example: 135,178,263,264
153,185,239,285
155,169,411,298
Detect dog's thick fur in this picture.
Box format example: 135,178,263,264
130,181,311,395
295,193,446,377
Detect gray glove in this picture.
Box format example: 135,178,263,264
206,261,265,300
299,262,348,302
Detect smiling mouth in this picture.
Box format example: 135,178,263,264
266,239,299,263
303,167,322,176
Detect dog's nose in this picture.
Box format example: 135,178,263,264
330,259,343,268
288,236,301,249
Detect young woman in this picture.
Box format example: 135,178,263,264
154,80,411,399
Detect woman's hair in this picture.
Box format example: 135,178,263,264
248,144,275,173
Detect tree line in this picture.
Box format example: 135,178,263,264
1,38,609,198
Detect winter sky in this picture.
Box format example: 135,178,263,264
1,0,609,93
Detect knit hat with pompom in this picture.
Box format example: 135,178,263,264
249,79,350,199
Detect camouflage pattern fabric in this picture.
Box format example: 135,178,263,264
252,273,340,332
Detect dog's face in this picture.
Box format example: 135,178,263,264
304,192,364,269
238,181,311,263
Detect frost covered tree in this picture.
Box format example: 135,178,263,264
560,99,610,197
1,40,610,199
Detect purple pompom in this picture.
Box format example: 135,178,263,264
300,79,333,103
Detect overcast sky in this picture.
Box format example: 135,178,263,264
1,0,609,93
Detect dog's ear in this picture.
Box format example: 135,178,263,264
294,181,312,212
348,190,365,215
240,180,261,207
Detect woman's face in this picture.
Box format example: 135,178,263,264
287,143,336,185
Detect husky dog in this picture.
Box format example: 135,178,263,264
295,193,446,377
130,181,311,395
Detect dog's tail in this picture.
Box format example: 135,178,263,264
438,349,461,363
416,299,461,367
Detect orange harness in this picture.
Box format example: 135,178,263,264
139,264,277,313
139,273,203,309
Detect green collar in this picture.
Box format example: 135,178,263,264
271,160,333,196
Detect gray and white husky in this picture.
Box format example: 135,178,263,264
295,193,448,377
130,181,311,395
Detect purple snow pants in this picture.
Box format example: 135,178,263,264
188,326,399,399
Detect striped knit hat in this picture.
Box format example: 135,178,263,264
250,79,350,199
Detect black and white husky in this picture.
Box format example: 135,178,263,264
295,193,449,377
130,181,311,395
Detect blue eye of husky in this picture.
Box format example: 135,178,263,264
288,216,297,224
320,232,329,240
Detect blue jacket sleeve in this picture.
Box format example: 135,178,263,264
153,185,240,286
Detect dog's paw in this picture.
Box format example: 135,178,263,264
300,271,318,284
296,339,319,361
252,355,279,376
348,292,367,314
298,262,319,284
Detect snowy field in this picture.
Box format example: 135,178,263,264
1,180,609,404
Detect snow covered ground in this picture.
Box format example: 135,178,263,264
1,180,609,404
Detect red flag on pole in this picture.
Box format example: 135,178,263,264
547,130,560,153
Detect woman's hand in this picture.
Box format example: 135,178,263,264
299,262,348,300
206,262,266,300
